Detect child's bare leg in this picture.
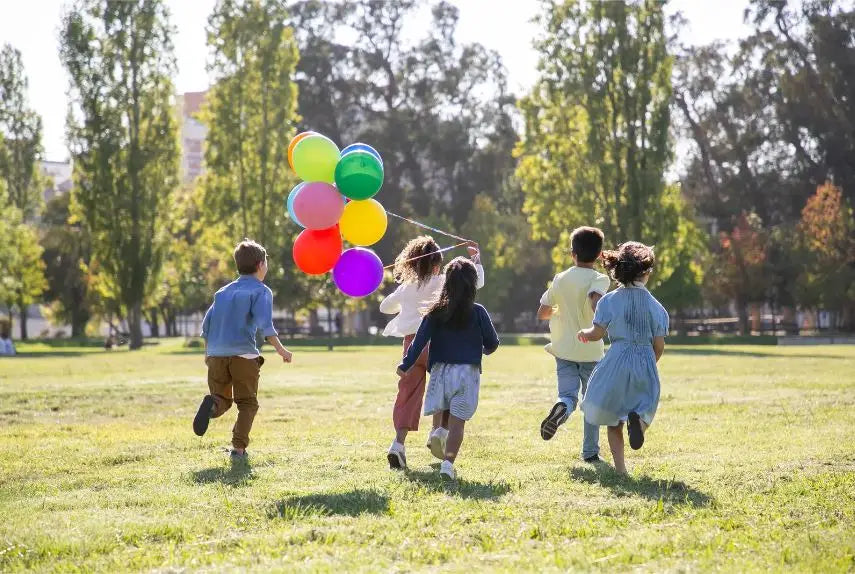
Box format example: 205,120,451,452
608,423,626,474
432,410,450,430
444,415,466,463
395,428,409,444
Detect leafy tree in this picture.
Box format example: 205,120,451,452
289,0,537,322
0,43,43,220
0,204,47,336
796,183,855,329
0,43,47,338
40,193,93,338
200,0,301,307
60,0,180,349
517,0,693,294
706,213,769,334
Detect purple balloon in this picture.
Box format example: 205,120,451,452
332,248,384,297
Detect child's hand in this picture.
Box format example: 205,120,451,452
279,348,293,363
396,367,406,377
466,241,481,262
577,330,590,343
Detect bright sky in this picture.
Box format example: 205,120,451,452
0,0,751,161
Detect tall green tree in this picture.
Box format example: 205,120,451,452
0,204,47,334
60,0,180,349
200,0,300,304
40,193,92,338
517,0,690,293
289,1,544,322
0,44,46,338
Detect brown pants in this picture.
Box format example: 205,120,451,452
206,356,263,449
393,334,429,431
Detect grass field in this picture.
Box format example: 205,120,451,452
1,340,854,572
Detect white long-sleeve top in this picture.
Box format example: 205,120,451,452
379,264,485,337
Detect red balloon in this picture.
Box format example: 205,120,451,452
292,226,342,275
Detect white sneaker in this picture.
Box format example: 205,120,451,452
387,441,406,470
429,428,448,461
440,459,456,481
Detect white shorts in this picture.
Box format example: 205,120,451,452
423,363,481,421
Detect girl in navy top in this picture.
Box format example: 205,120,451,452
398,257,499,480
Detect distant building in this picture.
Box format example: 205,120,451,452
179,91,208,183
40,160,73,203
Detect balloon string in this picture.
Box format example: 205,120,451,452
383,242,470,269
386,211,472,243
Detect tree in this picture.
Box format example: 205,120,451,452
517,0,692,293
200,0,301,307
40,193,93,338
706,213,769,334
60,0,180,349
288,1,540,322
0,44,43,220
796,183,855,329
0,204,47,335
0,43,46,339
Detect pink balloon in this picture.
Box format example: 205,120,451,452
292,182,345,230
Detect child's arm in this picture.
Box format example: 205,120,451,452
379,285,404,315
266,335,293,363
397,316,432,375
653,336,665,362
467,242,486,289
479,306,500,355
577,324,607,342
588,292,602,313
537,286,555,320
253,289,292,363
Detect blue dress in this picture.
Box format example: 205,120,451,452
581,285,669,427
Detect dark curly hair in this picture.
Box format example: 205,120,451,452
393,236,443,286
426,257,478,330
602,241,655,286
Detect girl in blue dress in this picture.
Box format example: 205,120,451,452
577,242,668,474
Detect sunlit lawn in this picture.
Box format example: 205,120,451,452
1,339,853,572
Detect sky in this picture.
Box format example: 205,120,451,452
0,0,752,162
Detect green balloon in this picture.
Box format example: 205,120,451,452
334,151,384,200
293,134,340,183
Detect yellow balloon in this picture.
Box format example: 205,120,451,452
339,199,388,246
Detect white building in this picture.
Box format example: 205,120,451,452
178,91,207,183
40,160,73,203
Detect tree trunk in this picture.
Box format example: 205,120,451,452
737,298,750,336
71,315,86,338
128,302,144,350
18,300,28,340
326,304,333,351
148,310,160,338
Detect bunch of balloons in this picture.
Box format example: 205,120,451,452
287,132,388,297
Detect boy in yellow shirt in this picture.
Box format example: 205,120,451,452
537,227,610,462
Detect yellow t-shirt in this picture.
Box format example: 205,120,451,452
541,266,611,362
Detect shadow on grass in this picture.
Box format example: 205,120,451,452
14,350,106,358
268,489,389,519
570,465,712,507
192,460,255,487
402,465,511,500
666,348,848,359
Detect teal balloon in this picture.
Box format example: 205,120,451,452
341,143,383,167
334,151,384,200
286,183,305,227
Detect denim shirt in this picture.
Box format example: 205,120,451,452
201,275,278,357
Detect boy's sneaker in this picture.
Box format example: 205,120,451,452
193,395,216,436
387,442,407,470
429,428,449,461
230,449,249,461
439,460,457,481
540,402,569,440
627,411,645,450
583,455,602,463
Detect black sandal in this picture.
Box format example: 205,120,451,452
627,411,644,450
540,402,568,441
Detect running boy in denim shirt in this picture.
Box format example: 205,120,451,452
536,227,610,462
193,240,293,459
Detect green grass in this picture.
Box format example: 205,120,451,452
1,340,853,572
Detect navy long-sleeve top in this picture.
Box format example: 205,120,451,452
399,303,500,373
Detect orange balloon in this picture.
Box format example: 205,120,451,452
288,131,316,172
